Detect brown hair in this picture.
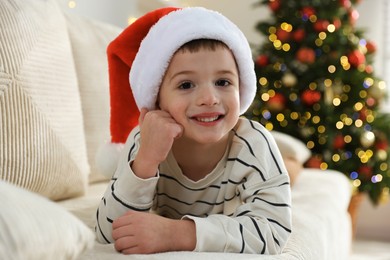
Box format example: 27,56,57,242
178,39,229,53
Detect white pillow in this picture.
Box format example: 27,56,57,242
65,13,122,183
0,181,95,260
270,131,311,163
0,0,89,200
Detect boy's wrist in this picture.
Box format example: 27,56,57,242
170,219,196,251
130,156,159,179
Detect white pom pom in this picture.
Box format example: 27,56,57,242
95,142,125,179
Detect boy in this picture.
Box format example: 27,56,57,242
96,7,292,255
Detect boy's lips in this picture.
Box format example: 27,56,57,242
190,113,225,123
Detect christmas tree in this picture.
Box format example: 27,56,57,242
246,0,390,204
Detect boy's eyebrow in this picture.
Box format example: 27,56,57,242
167,70,195,81
217,69,239,76
169,69,238,81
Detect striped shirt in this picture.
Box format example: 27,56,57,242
96,118,292,254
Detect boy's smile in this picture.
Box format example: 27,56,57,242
190,112,224,124
158,45,240,145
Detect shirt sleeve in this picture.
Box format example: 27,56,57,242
95,129,159,244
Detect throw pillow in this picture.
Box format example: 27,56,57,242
0,180,95,260
270,131,311,164
65,12,122,183
0,0,89,200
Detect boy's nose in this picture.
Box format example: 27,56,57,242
197,85,219,106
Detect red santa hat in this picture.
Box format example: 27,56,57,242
97,6,256,177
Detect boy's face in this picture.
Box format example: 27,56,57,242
158,46,240,145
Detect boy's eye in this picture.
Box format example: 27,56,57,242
179,82,193,89
215,79,230,87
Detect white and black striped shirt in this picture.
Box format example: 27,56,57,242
96,118,292,254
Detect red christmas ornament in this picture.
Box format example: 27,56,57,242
365,65,373,74
359,108,367,121
366,41,377,54
358,165,373,178
301,89,321,106
314,19,330,32
349,9,359,26
293,29,306,42
333,18,342,30
366,97,376,107
333,134,345,149
267,93,286,111
268,0,281,12
305,156,322,168
348,50,365,67
301,6,316,18
339,0,352,8
255,55,269,67
375,140,389,151
276,28,290,41
296,47,316,64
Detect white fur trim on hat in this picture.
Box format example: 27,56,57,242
130,7,256,115
95,141,125,179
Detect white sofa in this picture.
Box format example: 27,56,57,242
0,0,353,259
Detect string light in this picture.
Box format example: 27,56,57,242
377,151,388,161
320,162,328,170
282,44,291,52
269,34,277,42
352,179,361,188
327,24,336,33
315,39,323,46
318,32,327,40
344,135,352,143
380,163,388,171
127,17,137,25
355,119,363,128
68,0,76,8
354,102,364,111
273,40,282,50
333,97,341,106
261,93,270,102
281,22,293,32
332,154,341,162
290,112,299,120
328,65,336,73
336,121,344,129
307,141,315,149
259,77,268,86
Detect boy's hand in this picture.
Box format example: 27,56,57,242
112,211,196,254
131,108,183,179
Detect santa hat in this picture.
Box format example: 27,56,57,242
97,6,256,177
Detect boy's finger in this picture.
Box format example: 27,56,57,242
138,108,149,126
174,123,184,139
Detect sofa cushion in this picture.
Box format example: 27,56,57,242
0,0,89,200
0,180,95,260
65,13,122,183
271,131,311,164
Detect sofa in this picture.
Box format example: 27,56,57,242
0,0,353,259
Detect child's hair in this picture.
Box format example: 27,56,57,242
178,39,229,53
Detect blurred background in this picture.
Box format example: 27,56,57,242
55,0,390,245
